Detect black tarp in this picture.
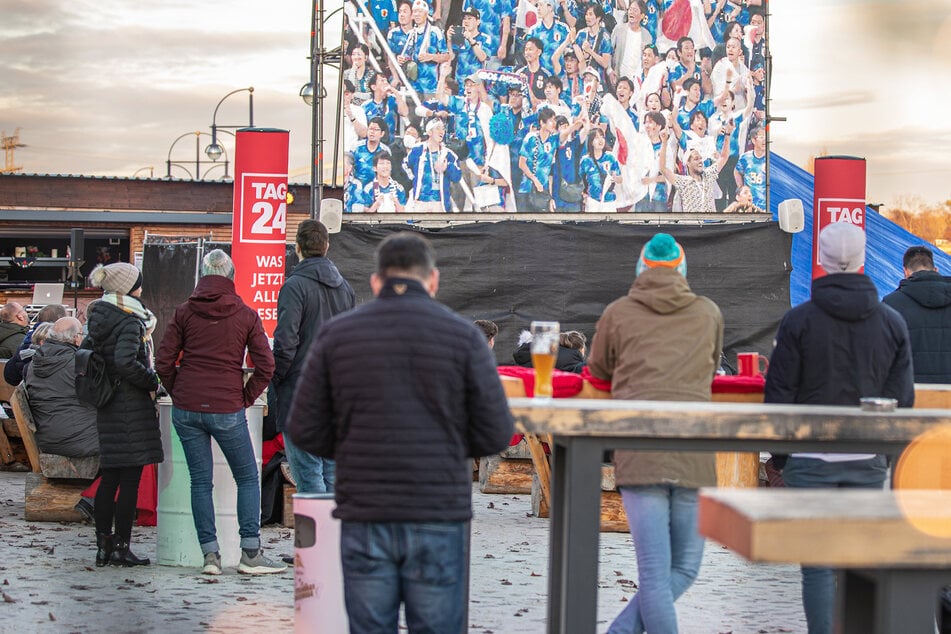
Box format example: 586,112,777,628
143,221,791,369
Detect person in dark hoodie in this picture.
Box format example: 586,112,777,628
883,244,951,383
23,317,98,457
156,249,285,576
271,220,355,494
85,262,162,568
765,222,914,634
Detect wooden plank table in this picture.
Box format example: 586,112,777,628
508,397,951,634
700,488,951,633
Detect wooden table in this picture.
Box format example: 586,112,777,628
508,397,951,634
700,488,951,633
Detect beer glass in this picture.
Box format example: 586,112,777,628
530,321,560,399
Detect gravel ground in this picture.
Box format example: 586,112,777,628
0,472,806,632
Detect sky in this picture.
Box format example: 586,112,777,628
2,0,950,207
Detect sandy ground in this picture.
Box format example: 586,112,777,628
0,472,806,633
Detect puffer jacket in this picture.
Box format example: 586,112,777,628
23,340,99,457
84,300,162,469
766,273,914,407
286,277,514,523
588,268,724,488
882,270,951,383
270,256,355,432
156,275,274,412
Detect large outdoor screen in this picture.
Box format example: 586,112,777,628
342,0,768,214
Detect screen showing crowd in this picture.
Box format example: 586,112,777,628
343,0,768,213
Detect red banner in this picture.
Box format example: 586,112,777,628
812,156,866,279
231,128,289,337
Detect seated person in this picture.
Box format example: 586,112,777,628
23,317,99,458
0,302,30,358
3,321,55,386
17,304,68,352
512,329,588,373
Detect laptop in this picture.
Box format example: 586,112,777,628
30,283,64,306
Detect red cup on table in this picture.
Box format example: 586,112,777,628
737,352,769,377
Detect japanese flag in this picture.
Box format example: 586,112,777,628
516,0,539,31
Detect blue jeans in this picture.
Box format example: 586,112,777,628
608,486,706,634
284,434,335,494
340,521,467,634
172,407,261,555
782,456,887,634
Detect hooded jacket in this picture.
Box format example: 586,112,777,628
588,268,724,488
882,270,951,383
0,322,27,359
270,256,355,432
156,275,275,413
85,299,162,469
23,339,99,457
766,273,914,407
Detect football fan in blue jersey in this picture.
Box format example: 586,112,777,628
405,119,463,212
352,117,393,188
734,126,766,210
363,153,408,213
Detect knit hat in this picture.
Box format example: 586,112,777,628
636,233,686,277
91,262,142,295
818,221,865,274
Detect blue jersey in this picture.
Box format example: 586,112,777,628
409,23,448,94
573,29,613,82
463,0,514,54
517,131,558,194
528,20,571,74
362,96,400,144
735,150,766,208
404,144,462,211
344,178,365,212
624,105,640,132
559,72,584,104
677,98,716,133
649,140,669,203
368,0,397,36
447,96,488,166
711,110,745,157
553,133,582,208
452,33,490,90
387,25,414,57
669,63,705,96
642,0,661,40
362,178,408,208
580,152,620,202
352,140,392,187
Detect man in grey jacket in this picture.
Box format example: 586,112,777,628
271,220,355,493
23,317,99,457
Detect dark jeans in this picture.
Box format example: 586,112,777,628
783,455,888,634
340,520,467,633
95,465,143,541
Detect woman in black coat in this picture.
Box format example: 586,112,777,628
85,263,163,567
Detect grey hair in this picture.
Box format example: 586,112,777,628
49,317,83,343
201,249,235,280
31,322,56,346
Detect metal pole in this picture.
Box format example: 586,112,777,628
195,131,201,181
314,0,325,218
310,0,319,219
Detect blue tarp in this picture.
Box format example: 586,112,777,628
769,152,951,306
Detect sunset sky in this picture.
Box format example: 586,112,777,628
2,0,950,207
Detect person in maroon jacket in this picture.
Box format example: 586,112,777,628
155,249,286,576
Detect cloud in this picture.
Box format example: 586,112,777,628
774,91,877,111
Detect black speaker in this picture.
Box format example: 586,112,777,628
70,228,84,263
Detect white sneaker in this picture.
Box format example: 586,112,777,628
237,549,287,575
202,551,222,576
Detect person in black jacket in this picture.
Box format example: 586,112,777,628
270,220,355,493
765,222,914,634
883,244,951,383
85,262,163,568
286,232,514,633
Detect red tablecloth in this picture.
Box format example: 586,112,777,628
580,367,766,394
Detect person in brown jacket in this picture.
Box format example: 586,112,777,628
588,233,724,634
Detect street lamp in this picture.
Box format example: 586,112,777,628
205,87,254,173
166,131,230,180
301,3,343,219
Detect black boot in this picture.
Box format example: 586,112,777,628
109,539,150,566
95,532,113,567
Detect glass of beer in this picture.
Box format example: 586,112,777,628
530,321,560,400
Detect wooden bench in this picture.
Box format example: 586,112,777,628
0,359,30,467
699,488,951,634
10,384,99,521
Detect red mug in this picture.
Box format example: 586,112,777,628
737,352,769,377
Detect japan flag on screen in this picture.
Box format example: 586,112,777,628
516,0,539,31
